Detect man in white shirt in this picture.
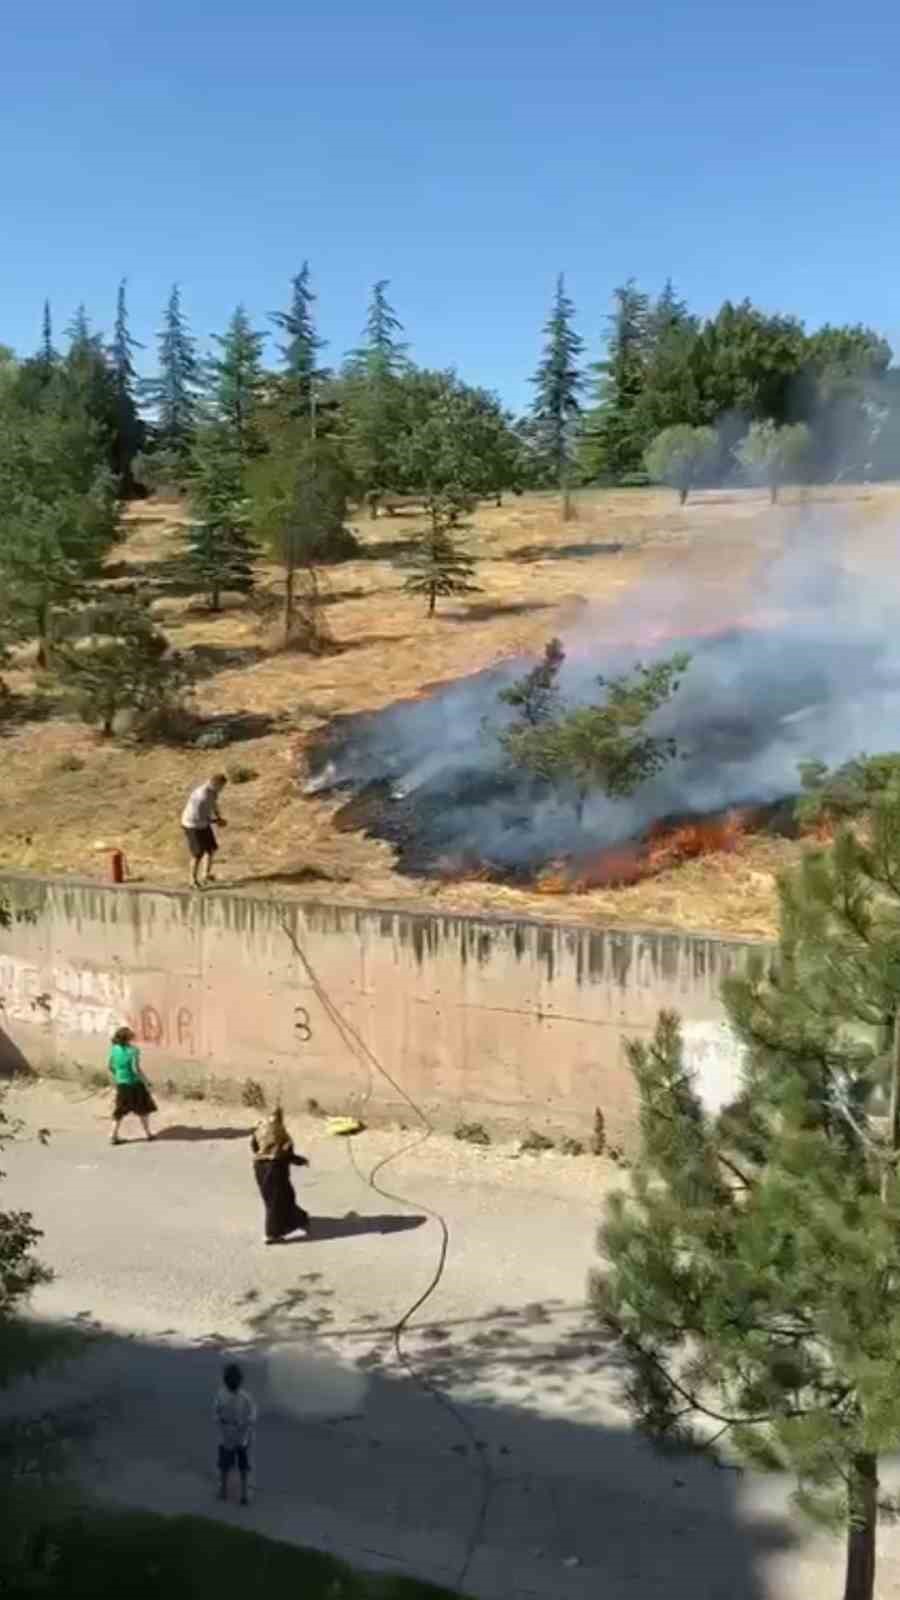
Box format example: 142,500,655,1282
181,773,228,888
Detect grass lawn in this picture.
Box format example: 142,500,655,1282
13,1506,460,1599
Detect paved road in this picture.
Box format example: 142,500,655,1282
3,1081,898,1599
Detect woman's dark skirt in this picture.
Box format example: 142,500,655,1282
253,1157,309,1241
113,1080,157,1119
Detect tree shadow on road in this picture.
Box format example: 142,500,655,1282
9,1307,804,1599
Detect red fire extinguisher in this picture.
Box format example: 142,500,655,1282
111,850,126,885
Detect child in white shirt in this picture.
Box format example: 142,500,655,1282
215,1362,256,1505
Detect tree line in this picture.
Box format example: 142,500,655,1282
0,273,528,731
0,266,896,735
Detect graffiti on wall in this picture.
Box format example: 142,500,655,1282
0,957,129,1038
0,957,196,1056
682,1019,745,1114
126,1004,196,1054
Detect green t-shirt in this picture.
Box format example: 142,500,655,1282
109,1042,140,1085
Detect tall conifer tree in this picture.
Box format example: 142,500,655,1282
206,304,266,464
530,274,584,519
342,280,409,510
110,279,144,490
270,262,328,428
599,793,900,1600
144,284,200,463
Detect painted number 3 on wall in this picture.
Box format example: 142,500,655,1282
294,1005,312,1043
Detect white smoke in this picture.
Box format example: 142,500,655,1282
309,502,900,873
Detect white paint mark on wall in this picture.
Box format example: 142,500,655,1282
682,1019,746,1114
0,957,129,1038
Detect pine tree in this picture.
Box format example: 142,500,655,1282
50,594,188,737
66,304,93,355
184,429,258,611
144,284,200,466
498,652,687,818
530,274,584,520
59,308,121,471
581,280,650,483
206,304,266,464
110,279,144,492
252,436,354,646
597,794,900,1600
401,515,479,617
353,280,409,377
646,278,690,347
40,300,56,366
0,399,119,664
270,262,328,428
342,280,409,511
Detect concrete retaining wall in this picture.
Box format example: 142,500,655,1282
0,875,768,1144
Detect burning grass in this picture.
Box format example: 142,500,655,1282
421,803,795,897
0,483,897,940
536,807,760,892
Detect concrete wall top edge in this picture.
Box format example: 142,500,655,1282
0,868,774,955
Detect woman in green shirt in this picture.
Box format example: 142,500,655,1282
108,1026,157,1146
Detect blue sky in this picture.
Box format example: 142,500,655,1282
3,0,899,411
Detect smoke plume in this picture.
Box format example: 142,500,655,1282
306,508,900,881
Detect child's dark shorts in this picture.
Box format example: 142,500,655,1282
218,1444,250,1474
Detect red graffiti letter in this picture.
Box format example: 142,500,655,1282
176,1007,195,1053
140,1006,163,1046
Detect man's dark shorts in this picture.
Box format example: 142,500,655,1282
218,1444,250,1474
184,825,217,860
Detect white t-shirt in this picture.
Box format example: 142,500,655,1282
215,1386,256,1449
181,783,220,829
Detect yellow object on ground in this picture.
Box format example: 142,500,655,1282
325,1116,365,1137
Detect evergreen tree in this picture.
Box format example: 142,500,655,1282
353,279,409,377
184,428,258,610
110,279,144,492
690,300,806,449
251,436,355,646
40,300,56,367
597,794,900,1600
646,278,690,347
530,274,584,520
144,285,200,467
632,283,702,449
0,400,119,664
342,280,409,511
206,304,266,464
50,595,187,737
498,651,688,819
270,262,328,427
66,304,93,355
581,280,650,482
401,516,479,617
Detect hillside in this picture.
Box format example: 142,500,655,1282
0,482,894,939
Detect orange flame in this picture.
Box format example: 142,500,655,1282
533,808,755,895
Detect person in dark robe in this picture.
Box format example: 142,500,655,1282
251,1108,310,1244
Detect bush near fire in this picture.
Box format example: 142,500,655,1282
596,777,900,1600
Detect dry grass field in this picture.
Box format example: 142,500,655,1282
0,481,896,938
